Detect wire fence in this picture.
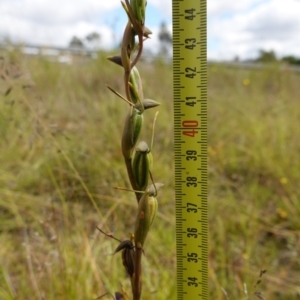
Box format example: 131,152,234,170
1,42,300,72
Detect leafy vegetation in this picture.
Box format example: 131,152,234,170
0,51,299,299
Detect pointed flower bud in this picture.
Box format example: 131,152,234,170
114,239,134,254
128,67,143,105
141,99,160,110
132,141,152,191
121,21,134,72
134,183,163,246
134,192,157,247
130,0,147,26
114,240,135,278
143,25,152,38
115,287,130,300
107,55,144,106
122,106,143,159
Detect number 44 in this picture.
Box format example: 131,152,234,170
185,8,196,21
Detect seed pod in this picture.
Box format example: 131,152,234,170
130,0,147,26
132,141,152,191
134,183,163,246
122,107,143,159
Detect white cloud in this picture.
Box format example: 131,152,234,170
208,0,264,16
143,22,172,57
0,0,172,49
1,0,300,60
0,0,120,47
208,0,300,60
1,0,120,24
151,0,260,17
150,0,172,16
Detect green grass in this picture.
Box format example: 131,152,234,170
0,51,299,299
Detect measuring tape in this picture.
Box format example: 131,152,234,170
172,0,208,299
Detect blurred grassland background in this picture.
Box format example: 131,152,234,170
0,50,299,300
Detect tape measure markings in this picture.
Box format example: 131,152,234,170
173,0,208,299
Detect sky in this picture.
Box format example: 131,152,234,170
0,0,300,61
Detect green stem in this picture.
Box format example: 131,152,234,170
132,244,143,300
